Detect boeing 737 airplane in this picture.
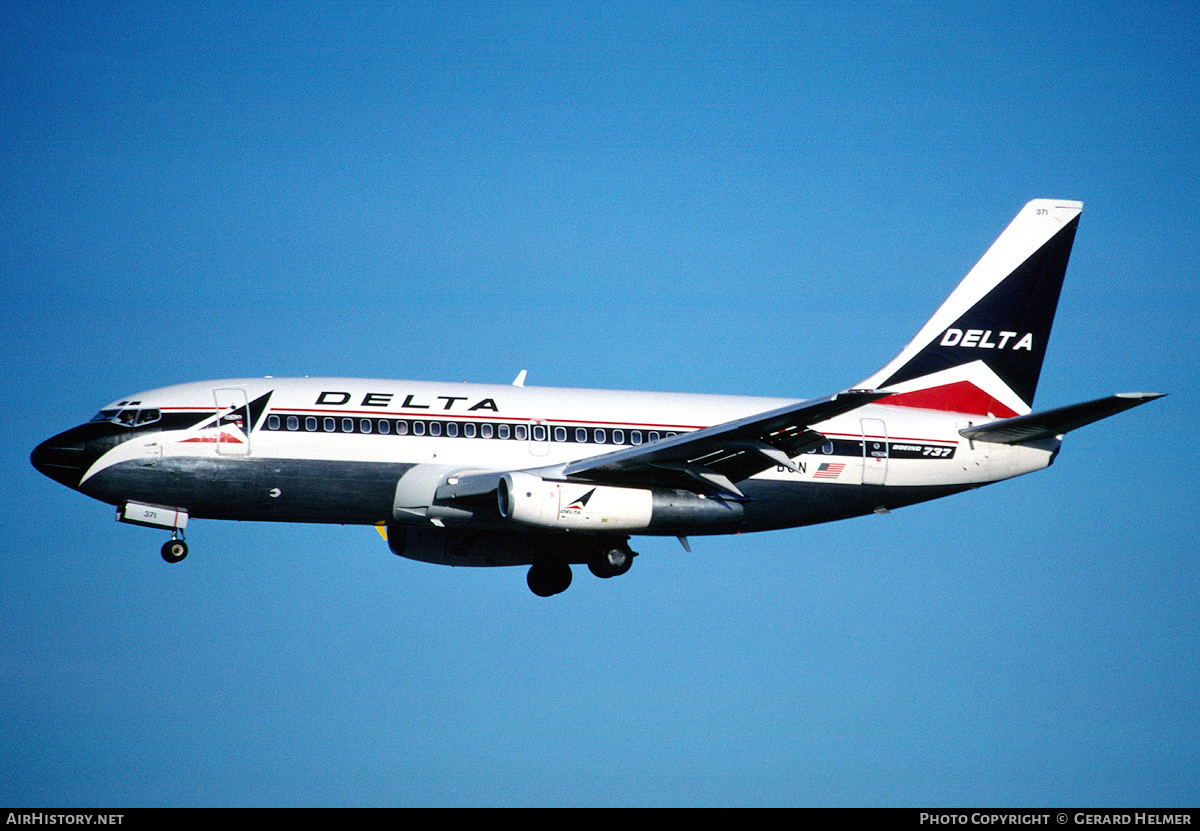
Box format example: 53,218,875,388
32,200,1162,595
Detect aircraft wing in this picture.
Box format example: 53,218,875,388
434,389,888,503
959,392,1165,444
558,388,889,498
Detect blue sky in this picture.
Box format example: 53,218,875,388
3,1,1197,807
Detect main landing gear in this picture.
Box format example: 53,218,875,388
527,554,572,597
526,540,637,597
588,543,634,579
161,531,188,564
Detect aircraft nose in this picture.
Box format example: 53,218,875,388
31,432,92,489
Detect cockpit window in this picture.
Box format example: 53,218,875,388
92,407,161,427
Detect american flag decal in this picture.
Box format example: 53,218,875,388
813,462,846,480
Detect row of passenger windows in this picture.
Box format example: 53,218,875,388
264,414,679,446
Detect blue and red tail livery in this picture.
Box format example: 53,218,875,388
862,199,1083,418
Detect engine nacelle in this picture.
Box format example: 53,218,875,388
498,472,654,531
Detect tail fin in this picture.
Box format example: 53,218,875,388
858,199,1082,417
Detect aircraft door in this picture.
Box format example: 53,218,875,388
214,388,251,455
861,418,888,485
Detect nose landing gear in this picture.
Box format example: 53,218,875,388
161,531,188,564
117,502,190,564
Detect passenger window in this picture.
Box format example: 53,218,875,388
324,417,336,432
576,427,587,443
498,424,510,439
463,423,476,438
531,424,545,441
481,423,493,439
342,418,354,433
554,427,567,442
612,429,624,444
631,431,643,445
595,429,606,444
360,419,372,434
378,420,391,435
429,422,441,437
648,431,660,442
823,442,834,455
412,421,425,436
268,415,280,430
286,416,299,431
445,422,458,437
305,417,317,431
396,421,409,435
515,425,527,440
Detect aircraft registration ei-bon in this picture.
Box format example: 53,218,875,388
32,200,1163,595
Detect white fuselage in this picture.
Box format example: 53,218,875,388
46,377,1056,539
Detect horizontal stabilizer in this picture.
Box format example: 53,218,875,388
959,392,1164,444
